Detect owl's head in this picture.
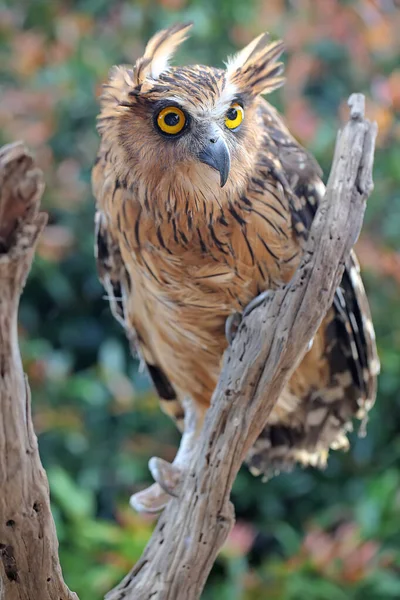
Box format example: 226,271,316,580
98,23,284,194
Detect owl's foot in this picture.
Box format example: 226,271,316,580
129,459,184,514
130,399,198,513
129,458,185,513
149,457,182,496
242,290,274,318
130,483,170,513
226,290,274,344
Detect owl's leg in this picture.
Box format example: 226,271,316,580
130,398,203,512
225,290,274,344
149,396,200,493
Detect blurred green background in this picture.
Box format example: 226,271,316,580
1,0,400,598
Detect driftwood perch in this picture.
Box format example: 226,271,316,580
106,95,377,600
0,142,77,599
0,94,376,600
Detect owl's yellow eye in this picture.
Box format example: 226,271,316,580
225,103,244,130
157,106,186,135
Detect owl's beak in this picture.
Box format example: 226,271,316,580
198,137,230,187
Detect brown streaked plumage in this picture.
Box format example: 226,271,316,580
92,23,379,479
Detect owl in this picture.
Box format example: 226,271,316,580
92,23,379,511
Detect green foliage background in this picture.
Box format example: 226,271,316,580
1,0,400,598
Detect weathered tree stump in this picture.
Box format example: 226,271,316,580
0,142,78,600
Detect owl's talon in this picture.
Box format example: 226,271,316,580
243,290,274,318
225,312,242,344
129,482,171,513
149,457,182,497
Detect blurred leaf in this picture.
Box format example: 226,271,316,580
48,466,94,520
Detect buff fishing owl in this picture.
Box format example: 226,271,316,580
92,23,379,512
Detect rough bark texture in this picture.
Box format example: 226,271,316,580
0,142,78,600
106,95,377,600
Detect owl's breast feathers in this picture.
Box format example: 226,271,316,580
93,97,379,475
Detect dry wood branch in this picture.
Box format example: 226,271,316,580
106,94,377,600
0,142,78,600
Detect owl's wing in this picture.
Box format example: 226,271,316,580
247,102,379,476
263,102,379,403
92,154,178,405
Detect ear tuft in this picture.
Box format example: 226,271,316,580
225,32,271,74
134,22,192,88
225,35,285,97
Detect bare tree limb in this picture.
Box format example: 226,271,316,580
0,142,78,600
106,94,377,600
